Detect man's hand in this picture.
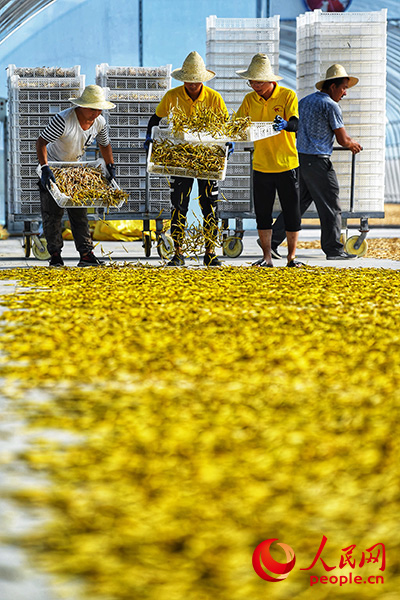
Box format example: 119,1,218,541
349,141,363,155
40,165,56,189
273,115,288,131
226,142,235,159
106,163,116,181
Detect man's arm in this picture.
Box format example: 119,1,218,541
334,127,363,154
36,136,49,165
99,143,114,165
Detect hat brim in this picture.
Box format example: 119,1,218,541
171,68,215,83
315,75,359,91
236,69,283,82
69,98,116,110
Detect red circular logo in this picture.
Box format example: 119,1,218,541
303,0,353,11
252,539,296,582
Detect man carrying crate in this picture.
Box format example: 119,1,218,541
145,51,229,267
36,85,117,267
235,53,303,268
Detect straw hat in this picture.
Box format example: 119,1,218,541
69,85,115,110
171,51,215,82
236,53,282,82
316,64,359,90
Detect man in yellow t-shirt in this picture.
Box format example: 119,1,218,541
146,52,229,267
236,53,302,268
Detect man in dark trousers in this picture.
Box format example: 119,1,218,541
271,64,362,260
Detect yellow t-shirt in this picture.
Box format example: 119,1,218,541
236,85,299,173
156,85,229,119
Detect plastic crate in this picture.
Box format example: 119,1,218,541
206,52,279,68
13,102,72,115
10,88,81,102
147,127,228,181
206,41,278,54
118,176,170,190
219,175,250,189
9,75,85,90
225,163,250,176
7,65,81,78
217,188,250,201
100,77,170,90
107,114,150,127
108,127,147,140
37,160,127,208
112,151,147,165
117,165,147,177
207,15,280,30
207,28,279,42
97,64,172,78
105,90,165,103
217,201,251,213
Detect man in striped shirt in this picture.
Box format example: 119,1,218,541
36,85,116,267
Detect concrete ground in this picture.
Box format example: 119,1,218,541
0,227,399,269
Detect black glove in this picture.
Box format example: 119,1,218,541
144,134,152,154
106,163,116,181
226,142,235,159
40,165,56,189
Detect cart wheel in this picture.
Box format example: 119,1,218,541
157,234,174,259
143,233,151,258
24,235,31,258
32,237,50,261
223,236,243,258
345,235,368,257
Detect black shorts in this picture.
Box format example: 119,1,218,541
253,168,301,231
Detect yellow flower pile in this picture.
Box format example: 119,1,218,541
0,265,399,600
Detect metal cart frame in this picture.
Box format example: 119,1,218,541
218,146,385,258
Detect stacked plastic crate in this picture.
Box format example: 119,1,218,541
296,9,387,215
206,15,280,214
96,64,171,216
6,65,85,224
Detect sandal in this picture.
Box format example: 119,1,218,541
252,258,273,267
287,260,305,268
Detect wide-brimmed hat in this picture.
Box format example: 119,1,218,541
171,51,215,82
316,64,359,90
236,53,282,82
69,85,115,109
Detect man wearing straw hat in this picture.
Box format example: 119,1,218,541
145,51,229,267
235,53,302,268
271,64,363,260
36,84,117,267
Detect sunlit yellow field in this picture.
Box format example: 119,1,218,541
0,265,399,600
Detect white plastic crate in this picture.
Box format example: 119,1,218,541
7,65,81,78
96,64,172,78
108,114,149,127
112,151,147,165
10,88,81,102
37,160,127,208
9,74,85,90
105,90,165,103
206,52,279,68
101,77,170,91
207,15,280,30
207,28,279,42
147,127,228,181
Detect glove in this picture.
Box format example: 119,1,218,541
106,163,116,181
273,115,288,131
40,165,56,189
144,134,152,153
227,142,235,159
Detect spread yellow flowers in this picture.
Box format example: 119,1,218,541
0,265,399,600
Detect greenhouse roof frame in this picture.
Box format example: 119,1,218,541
0,0,55,44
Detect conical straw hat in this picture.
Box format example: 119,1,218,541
69,85,115,110
315,64,359,90
236,53,282,82
171,51,215,83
